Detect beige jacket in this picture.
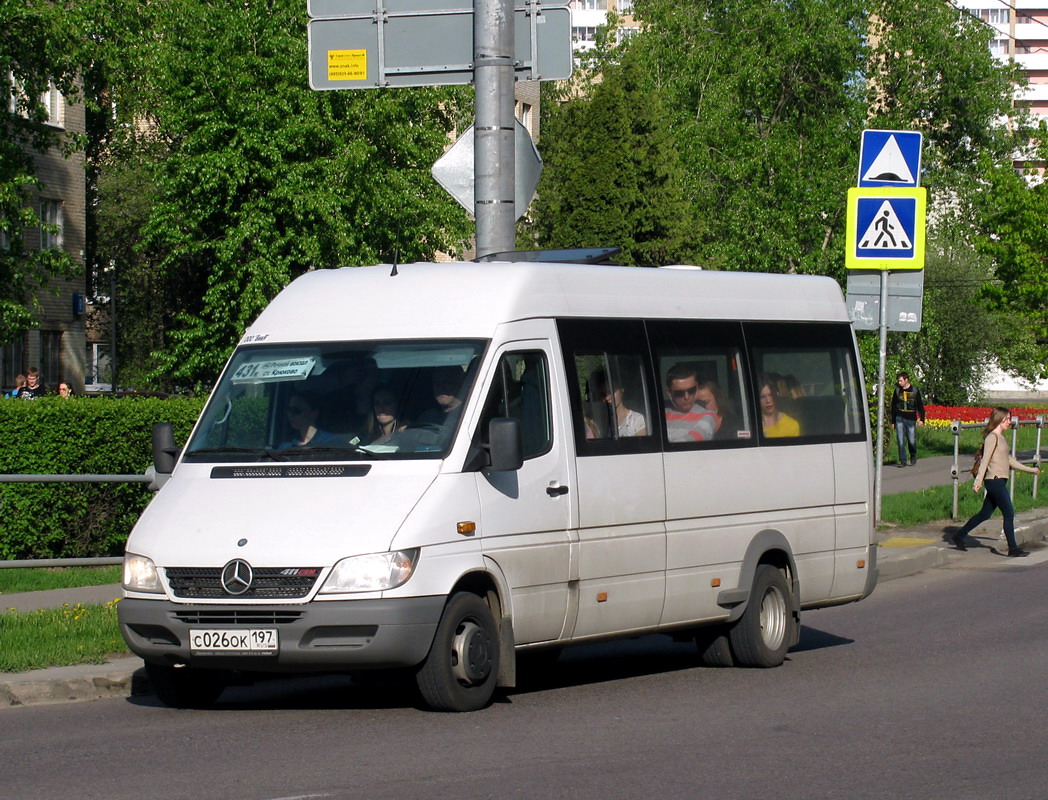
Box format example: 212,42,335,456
974,430,1039,490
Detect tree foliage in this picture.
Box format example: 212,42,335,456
92,0,474,390
971,136,1048,378
529,54,697,265
0,0,86,343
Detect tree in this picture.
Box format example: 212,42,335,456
550,0,1029,281
528,54,697,265
0,0,86,344
970,137,1048,380
94,0,474,390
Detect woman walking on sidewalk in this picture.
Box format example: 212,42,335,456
950,406,1042,557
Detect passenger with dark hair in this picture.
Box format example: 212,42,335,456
662,363,715,443
279,392,343,449
759,375,799,438
694,379,740,440
590,368,647,437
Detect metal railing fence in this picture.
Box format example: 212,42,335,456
950,416,1044,519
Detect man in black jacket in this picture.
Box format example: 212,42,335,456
890,371,925,467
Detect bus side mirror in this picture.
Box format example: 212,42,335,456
152,422,180,475
487,417,524,472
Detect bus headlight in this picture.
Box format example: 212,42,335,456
123,553,163,593
319,549,419,594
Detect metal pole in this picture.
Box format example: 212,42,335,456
110,264,118,390
474,0,516,257
873,269,889,524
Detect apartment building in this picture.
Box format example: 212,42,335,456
569,0,638,53
953,0,1048,122
2,85,88,394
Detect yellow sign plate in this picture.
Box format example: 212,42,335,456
845,187,927,270
327,49,367,82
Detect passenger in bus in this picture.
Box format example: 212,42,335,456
415,366,466,432
589,368,647,437
279,392,345,449
366,386,409,444
759,376,800,438
663,364,716,443
694,379,740,440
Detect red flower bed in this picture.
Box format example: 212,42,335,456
925,404,1048,422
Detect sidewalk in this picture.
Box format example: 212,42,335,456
2,456,1045,709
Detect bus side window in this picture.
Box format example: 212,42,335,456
746,322,866,442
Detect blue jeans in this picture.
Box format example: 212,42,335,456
957,478,1018,551
895,416,917,464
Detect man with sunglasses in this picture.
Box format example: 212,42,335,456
664,363,716,443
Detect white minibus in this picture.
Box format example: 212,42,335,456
119,261,877,711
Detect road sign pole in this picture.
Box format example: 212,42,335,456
874,268,889,524
474,0,516,257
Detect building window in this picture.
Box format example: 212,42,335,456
989,38,1009,56
516,101,533,130
572,26,598,43
40,199,62,250
40,83,64,127
616,0,634,12
39,330,63,387
571,0,607,9
987,8,1009,24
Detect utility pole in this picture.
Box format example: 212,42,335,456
473,0,516,257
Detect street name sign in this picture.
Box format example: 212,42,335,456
858,129,923,188
308,2,572,89
845,187,927,270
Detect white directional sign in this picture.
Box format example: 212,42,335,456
431,120,543,220
845,187,927,270
858,130,923,188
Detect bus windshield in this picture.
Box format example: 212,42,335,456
182,340,485,463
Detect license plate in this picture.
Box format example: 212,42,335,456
189,628,278,654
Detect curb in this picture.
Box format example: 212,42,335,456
3,513,1046,709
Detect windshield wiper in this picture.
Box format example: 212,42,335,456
283,443,385,459
184,446,287,461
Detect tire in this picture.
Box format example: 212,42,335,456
145,662,226,709
728,564,796,668
695,626,734,668
416,592,500,712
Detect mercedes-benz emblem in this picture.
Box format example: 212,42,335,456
221,559,253,595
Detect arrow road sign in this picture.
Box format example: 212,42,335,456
858,129,923,188
845,187,927,270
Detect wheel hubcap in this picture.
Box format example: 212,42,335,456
759,586,787,649
450,619,493,685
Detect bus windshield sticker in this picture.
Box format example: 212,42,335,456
230,357,317,384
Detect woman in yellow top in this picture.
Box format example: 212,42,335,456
950,406,1042,557
759,378,800,438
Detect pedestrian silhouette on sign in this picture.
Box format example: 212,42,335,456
873,211,896,247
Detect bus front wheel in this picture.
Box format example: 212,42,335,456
416,592,499,712
729,564,796,668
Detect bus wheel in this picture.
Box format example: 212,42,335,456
145,662,226,708
416,592,499,712
695,627,734,667
729,564,795,668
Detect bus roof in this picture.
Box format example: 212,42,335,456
242,262,849,344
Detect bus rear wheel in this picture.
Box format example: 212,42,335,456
729,564,796,668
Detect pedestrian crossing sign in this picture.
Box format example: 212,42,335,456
845,187,926,270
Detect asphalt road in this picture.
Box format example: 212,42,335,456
3,551,1047,800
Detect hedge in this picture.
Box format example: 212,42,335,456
0,396,205,559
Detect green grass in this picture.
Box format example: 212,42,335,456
0,565,121,595
880,471,1048,527
0,600,129,673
